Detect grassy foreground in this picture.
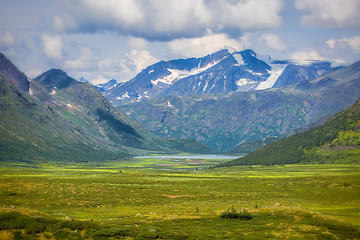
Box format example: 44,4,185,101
0,159,359,239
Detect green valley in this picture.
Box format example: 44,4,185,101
0,161,359,239
1,1,360,239
0,47,360,239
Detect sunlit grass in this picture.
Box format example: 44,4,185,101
0,159,359,239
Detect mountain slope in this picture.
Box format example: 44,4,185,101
96,79,118,92
0,73,126,162
0,54,215,163
222,97,360,166
120,60,360,152
0,53,29,92
273,62,341,88
33,69,216,154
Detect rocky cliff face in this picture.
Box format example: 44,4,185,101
0,52,29,92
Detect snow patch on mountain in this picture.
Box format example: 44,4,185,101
246,69,264,76
151,60,220,86
167,101,173,107
256,65,287,90
203,81,209,91
233,53,244,65
117,92,130,100
236,78,256,87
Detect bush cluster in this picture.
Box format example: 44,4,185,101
220,206,252,220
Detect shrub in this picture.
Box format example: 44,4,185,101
220,206,252,220
93,228,130,238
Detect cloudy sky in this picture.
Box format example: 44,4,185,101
1,0,360,84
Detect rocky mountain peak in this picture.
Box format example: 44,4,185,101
34,68,76,91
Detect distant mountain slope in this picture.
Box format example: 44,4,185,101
120,60,360,152
79,77,119,93
273,62,341,88
106,49,338,106
34,69,215,154
96,79,118,92
0,53,215,163
222,97,360,166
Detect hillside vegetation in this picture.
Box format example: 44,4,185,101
0,54,216,163
222,98,360,166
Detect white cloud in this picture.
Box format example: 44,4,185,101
52,15,76,32
41,34,63,59
295,0,360,29
149,0,211,35
64,47,93,70
289,36,360,66
321,36,360,64
91,74,109,85
60,0,284,40
125,49,158,73
127,37,148,49
64,58,85,70
26,69,44,78
212,0,283,29
169,32,247,58
0,32,16,47
77,0,144,26
98,58,113,71
326,36,360,52
239,33,253,50
291,51,324,64
260,34,288,52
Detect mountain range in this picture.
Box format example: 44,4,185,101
0,53,215,163
1,48,360,163
118,57,360,152
105,49,341,106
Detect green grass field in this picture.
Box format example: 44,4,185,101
0,157,359,239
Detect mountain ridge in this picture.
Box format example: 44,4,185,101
120,60,360,152
0,52,29,92
222,97,360,166
106,49,340,106
0,52,216,163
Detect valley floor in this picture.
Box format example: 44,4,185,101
0,158,359,239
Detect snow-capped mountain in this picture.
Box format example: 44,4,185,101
79,77,91,84
106,49,340,106
79,77,118,93
95,79,118,93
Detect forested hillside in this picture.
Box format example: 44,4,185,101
222,98,360,166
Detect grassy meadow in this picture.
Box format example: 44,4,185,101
0,156,359,239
